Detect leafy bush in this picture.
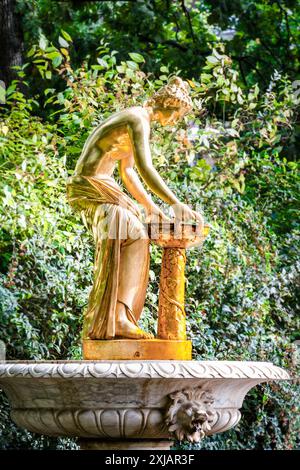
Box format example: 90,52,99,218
0,38,299,449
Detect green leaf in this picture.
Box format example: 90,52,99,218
6,84,17,96
52,55,62,68
61,30,72,43
97,58,108,68
200,73,212,83
27,47,36,58
116,65,125,73
46,51,60,60
0,84,5,103
128,52,145,63
160,66,169,73
206,55,219,65
58,36,69,48
237,93,244,105
57,92,65,104
39,36,47,50
126,60,139,70
126,68,135,79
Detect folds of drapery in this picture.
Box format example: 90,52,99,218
66,174,149,339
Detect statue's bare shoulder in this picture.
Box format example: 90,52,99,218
85,106,148,146
74,106,150,175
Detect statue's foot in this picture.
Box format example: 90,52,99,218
115,318,154,340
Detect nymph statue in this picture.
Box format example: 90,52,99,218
67,77,203,341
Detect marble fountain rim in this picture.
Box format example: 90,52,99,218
0,360,291,380
0,360,291,442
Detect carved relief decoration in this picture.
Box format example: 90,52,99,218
165,386,215,442
0,361,290,380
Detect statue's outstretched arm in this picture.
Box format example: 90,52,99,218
127,108,203,224
127,110,180,207
119,155,170,221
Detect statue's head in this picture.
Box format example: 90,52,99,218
146,76,193,126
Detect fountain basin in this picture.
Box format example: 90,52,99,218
0,360,290,449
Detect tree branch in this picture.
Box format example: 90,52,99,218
180,0,196,43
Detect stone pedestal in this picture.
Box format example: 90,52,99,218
151,222,210,355
0,360,290,450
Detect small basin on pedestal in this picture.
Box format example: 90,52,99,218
147,222,210,249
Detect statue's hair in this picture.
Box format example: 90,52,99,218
147,76,193,113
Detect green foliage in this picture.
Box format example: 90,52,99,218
205,0,300,87
0,36,299,450
16,0,300,86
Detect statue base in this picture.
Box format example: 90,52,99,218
82,339,192,360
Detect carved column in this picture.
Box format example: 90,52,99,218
150,222,208,346
158,246,187,340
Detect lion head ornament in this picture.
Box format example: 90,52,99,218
165,386,215,443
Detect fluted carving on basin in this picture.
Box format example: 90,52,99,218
11,408,167,438
11,406,243,439
209,409,242,434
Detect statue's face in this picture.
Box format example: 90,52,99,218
154,107,185,126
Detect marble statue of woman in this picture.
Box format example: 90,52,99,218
67,77,203,341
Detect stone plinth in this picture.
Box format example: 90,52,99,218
0,360,290,450
82,339,192,360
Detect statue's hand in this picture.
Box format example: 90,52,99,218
172,203,204,226
145,204,171,223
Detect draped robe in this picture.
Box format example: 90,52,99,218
66,174,149,339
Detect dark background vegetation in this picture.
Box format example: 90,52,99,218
0,0,299,450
